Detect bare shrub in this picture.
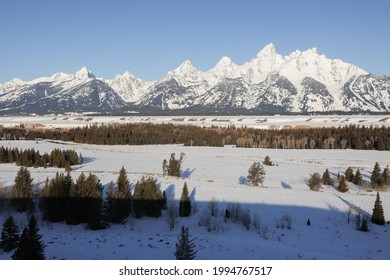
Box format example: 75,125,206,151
198,209,224,232
166,200,179,231
276,213,292,230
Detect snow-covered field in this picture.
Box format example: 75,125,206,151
0,139,389,260
1,114,390,129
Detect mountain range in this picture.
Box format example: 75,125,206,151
1,43,389,115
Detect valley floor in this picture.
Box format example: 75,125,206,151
1,114,390,129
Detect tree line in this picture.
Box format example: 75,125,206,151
0,146,82,168
1,160,192,231
2,123,390,150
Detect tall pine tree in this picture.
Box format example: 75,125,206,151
106,167,132,223
174,226,197,260
322,169,331,185
133,177,163,218
80,173,104,229
353,169,363,186
0,216,20,252
371,192,385,225
345,167,354,182
338,175,348,193
11,166,34,212
371,162,382,188
381,165,390,186
40,173,68,222
179,182,191,217
66,172,84,225
12,215,45,260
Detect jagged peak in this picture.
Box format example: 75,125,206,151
114,71,135,80
218,56,233,64
75,67,95,79
208,56,238,78
255,43,277,58
177,60,196,71
168,60,200,77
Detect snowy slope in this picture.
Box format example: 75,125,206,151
0,140,389,260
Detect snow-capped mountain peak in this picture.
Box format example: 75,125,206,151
213,56,236,71
168,60,200,77
255,42,277,58
74,67,95,80
107,70,150,103
206,56,239,85
240,43,284,83
1,43,389,114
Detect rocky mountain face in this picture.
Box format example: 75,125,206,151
1,44,389,115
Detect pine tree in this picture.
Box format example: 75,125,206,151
371,192,385,225
264,156,273,166
106,167,132,223
247,162,266,187
179,182,191,217
322,169,331,185
174,226,197,260
80,173,104,229
0,216,20,252
308,173,322,191
163,153,184,177
78,153,84,164
40,172,67,222
353,169,363,186
133,177,163,218
345,167,354,182
64,162,72,173
381,165,390,186
162,191,167,210
12,215,45,260
66,173,83,225
11,166,34,212
371,162,382,188
338,175,348,193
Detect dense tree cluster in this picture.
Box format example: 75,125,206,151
163,153,184,177
2,123,390,150
40,172,105,229
0,216,20,252
0,146,82,168
133,177,165,218
1,215,46,259
11,215,45,260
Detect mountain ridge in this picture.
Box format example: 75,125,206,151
1,44,389,115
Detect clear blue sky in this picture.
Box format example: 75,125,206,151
1,0,389,83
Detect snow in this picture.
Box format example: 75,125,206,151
1,114,389,130
0,136,390,260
